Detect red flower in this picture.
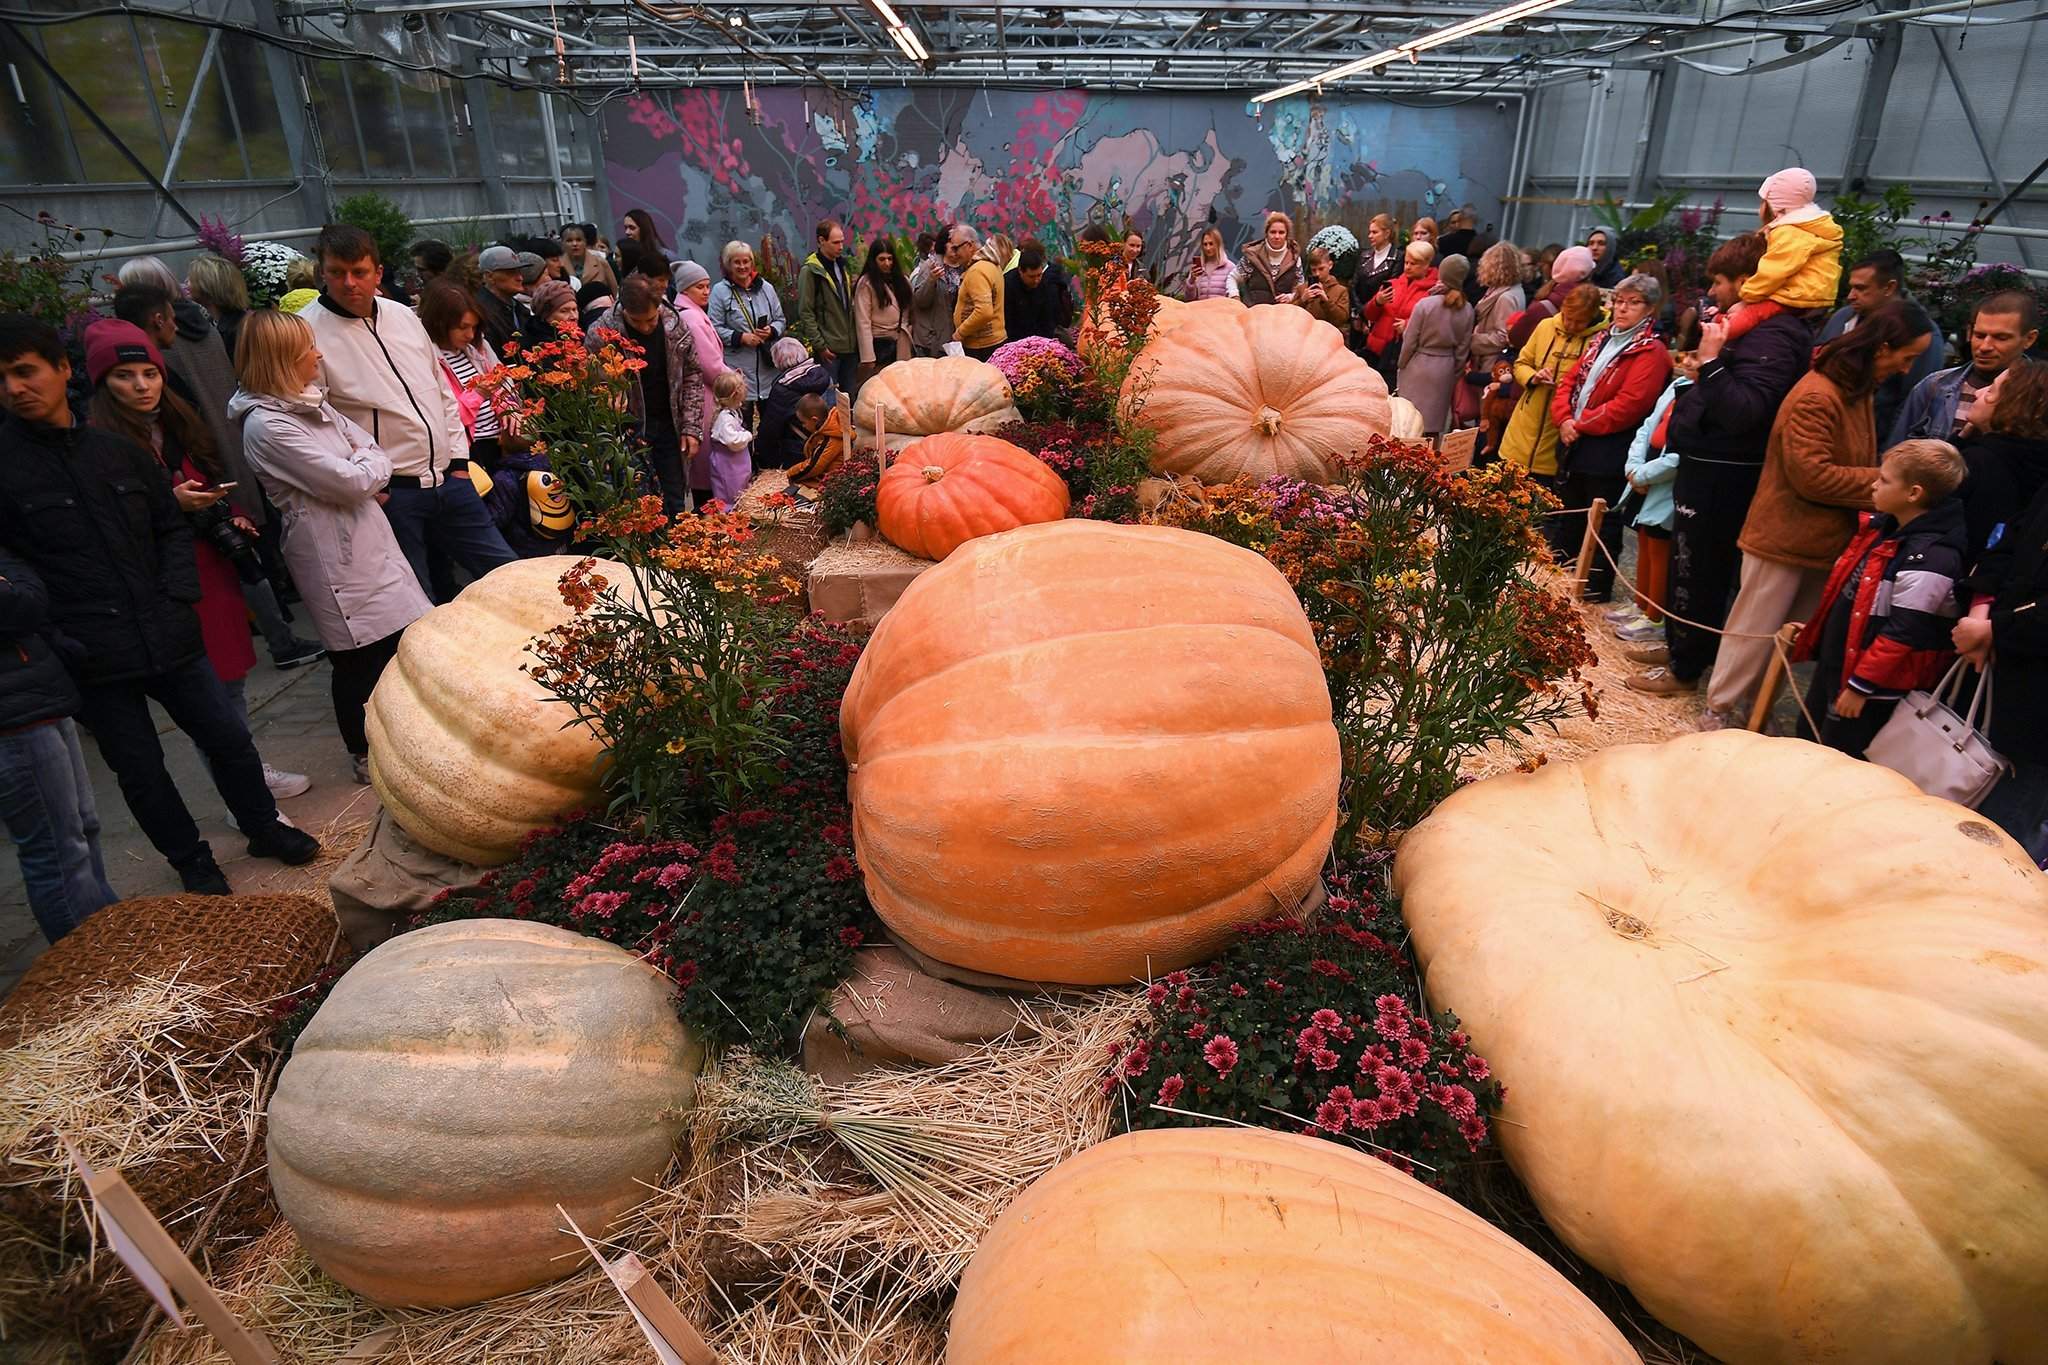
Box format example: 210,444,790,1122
1121,1040,1154,1078
1310,1047,1341,1072
824,854,858,883
1146,982,1169,1005
1203,1034,1240,1077
1399,1037,1432,1068
1156,1074,1185,1106
838,925,865,949
1465,1055,1491,1080
1313,1098,1349,1132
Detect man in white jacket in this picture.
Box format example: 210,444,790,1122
304,225,513,601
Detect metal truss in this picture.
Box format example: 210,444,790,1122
269,0,1856,93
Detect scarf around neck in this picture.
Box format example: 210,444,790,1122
1572,317,1654,419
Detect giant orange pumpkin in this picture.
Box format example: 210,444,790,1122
267,920,701,1308
841,520,1338,985
365,557,615,865
947,1127,1639,1364
875,433,1069,561
1122,299,1392,484
1394,731,2048,1365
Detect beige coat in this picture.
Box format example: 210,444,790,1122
854,276,914,364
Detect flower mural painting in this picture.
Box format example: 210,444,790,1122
605,87,1509,283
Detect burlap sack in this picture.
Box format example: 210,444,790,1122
802,945,1038,1084
328,806,487,952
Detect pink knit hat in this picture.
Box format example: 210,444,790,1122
1549,245,1596,286
82,319,166,389
1759,167,1818,216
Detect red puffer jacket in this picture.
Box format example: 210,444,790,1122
1550,326,1673,477
1360,270,1438,358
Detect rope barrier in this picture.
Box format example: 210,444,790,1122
1577,524,1827,739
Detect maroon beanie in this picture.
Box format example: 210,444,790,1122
83,319,167,389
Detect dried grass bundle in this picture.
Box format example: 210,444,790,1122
135,993,1143,1365
1,975,264,1234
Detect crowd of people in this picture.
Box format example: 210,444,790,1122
1,173,2044,946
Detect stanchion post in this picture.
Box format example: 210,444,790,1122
1747,622,1805,734
1572,498,1608,597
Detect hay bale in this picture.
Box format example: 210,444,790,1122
0,894,335,1359
805,537,933,629
134,994,1141,1365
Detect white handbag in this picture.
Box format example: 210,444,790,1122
1864,660,2011,808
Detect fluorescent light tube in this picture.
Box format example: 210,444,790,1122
1254,0,1573,102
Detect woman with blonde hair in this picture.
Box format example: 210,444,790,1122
1237,211,1302,306
1350,213,1401,352
186,255,251,359
1360,240,1439,391
1461,239,1528,430
228,309,431,783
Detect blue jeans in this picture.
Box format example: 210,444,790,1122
0,718,119,943
381,477,515,604
1978,758,2048,867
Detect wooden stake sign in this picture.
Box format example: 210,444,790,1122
558,1205,718,1365
62,1140,279,1365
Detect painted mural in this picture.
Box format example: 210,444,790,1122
603,87,1516,280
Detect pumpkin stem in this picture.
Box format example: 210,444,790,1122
1254,406,1284,436
921,465,946,482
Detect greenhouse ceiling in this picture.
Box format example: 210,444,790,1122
252,0,2016,96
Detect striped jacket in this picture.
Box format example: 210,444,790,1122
1793,497,1967,698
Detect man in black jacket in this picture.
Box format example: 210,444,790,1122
1955,478,2048,862
0,315,317,894
0,545,120,941
1626,235,1814,697
1002,241,1074,343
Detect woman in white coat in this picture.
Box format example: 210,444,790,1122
230,309,432,783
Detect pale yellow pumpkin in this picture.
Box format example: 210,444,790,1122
947,1127,1639,1364
268,920,701,1308
1122,300,1392,484
1393,731,2048,1365
842,519,1338,984
365,557,614,866
852,356,1020,448
1388,394,1426,440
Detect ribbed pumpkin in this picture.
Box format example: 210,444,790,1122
875,433,1070,561
1393,731,2048,1365
1388,394,1427,440
1122,299,1392,484
365,557,614,866
947,1128,1639,1364
267,920,701,1308
841,520,1339,984
852,355,1019,448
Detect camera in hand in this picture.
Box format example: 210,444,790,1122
188,498,267,585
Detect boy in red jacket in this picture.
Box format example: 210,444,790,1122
1792,439,1968,756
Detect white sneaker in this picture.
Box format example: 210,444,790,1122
265,763,312,799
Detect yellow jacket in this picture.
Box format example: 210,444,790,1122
953,257,1007,350
1740,213,1843,310
1499,311,1600,477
